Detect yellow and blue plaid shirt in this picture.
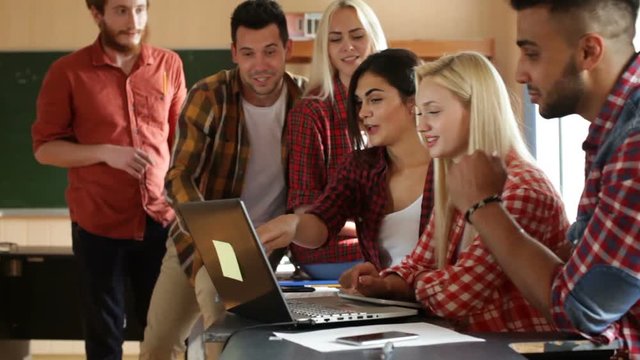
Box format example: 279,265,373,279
165,68,307,279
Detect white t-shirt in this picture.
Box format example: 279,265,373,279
240,87,288,227
378,195,423,267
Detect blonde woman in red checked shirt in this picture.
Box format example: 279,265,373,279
340,52,571,332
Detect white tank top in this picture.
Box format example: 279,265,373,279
378,195,423,267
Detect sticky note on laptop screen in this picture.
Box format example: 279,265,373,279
212,240,244,282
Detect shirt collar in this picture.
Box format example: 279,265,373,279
230,68,245,98
583,52,640,152
89,36,154,67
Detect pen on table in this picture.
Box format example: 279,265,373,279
281,286,315,293
319,283,341,288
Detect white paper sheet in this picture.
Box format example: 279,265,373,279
273,322,485,352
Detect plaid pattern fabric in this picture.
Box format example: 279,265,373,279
550,54,640,357
286,78,363,264
308,147,434,270
165,69,307,278
385,155,570,332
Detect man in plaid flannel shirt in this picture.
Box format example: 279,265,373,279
139,1,306,359
447,0,640,358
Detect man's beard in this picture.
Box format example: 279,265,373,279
99,20,149,55
537,58,584,119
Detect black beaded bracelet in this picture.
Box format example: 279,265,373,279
464,194,502,224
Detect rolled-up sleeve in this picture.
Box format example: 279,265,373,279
32,60,74,152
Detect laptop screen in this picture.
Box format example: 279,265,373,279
176,199,294,323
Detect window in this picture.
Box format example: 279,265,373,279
534,112,588,221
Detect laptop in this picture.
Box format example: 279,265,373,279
337,292,423,310
176,198,418,325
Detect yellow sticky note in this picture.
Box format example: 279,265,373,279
212,240,243,282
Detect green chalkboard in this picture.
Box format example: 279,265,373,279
0,49,234,208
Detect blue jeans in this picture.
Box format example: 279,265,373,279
71,216,167,360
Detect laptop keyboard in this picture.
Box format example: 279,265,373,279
287,299,365,318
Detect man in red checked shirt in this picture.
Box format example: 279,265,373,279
31,0,186,358
447,0,640,358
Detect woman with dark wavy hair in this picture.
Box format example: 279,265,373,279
259,48,433,274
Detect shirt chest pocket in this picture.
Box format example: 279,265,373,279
134,92,169,132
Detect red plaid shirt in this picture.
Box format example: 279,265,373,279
384,155,570,332
308,147,434,270
286,78,362,264
550,53,640,357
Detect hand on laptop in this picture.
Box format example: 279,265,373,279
339,262,414,301
256,214,299,252
340,262,380,295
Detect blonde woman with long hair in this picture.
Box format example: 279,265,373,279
284,0,387,277
340,52,570,332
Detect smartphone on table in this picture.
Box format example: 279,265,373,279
335,331,418,346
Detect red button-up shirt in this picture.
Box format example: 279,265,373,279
32,39,186,240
